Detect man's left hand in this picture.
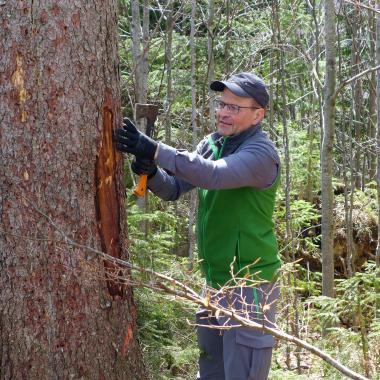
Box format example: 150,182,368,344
114,118,158,160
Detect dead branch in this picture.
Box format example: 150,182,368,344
335,64,380,99
343,0,380,15
2,191,370,380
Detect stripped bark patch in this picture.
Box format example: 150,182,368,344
95,105,124,297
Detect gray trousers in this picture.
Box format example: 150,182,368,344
196,283,279,380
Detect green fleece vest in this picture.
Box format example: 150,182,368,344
197,136,281,289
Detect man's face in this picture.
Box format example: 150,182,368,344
216,89,265,136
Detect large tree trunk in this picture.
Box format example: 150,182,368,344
0,2,147,379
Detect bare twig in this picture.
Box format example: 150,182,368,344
343,0,380,15
2,190,370,380
335,64,380,99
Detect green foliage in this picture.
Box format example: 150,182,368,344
127,190,200,379
306,262,378,330
287,126,320,197
118,0,380,378
301,263,379,378
136,288,198,379
275,195,321,262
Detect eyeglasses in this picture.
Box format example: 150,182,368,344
214,99,261,115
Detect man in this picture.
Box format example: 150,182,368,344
114,72,281,380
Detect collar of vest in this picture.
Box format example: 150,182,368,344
211,123,262,153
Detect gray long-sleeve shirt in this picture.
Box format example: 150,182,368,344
148,124,280,201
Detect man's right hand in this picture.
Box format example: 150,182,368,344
131,158,157,178
114,118,158,160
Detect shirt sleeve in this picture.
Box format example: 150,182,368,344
155,140,279,190
147,167,195,201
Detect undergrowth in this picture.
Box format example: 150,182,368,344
126,188,379,379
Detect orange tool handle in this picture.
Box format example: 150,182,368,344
133,174,148,197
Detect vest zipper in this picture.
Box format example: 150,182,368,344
217,137,229,159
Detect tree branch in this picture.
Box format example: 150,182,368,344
4,190,369,380
335,64,380,99
343,0,380,15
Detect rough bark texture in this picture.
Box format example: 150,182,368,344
0,2,147,379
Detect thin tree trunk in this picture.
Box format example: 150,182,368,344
0,2,146,378
130,0,150,224
277,4,301,371
341,119,356,277
141,0,149,102
224,0,231,75
131,0,144,102
268,0,277,143
164,0,174,145
208,0,216,132
268,54,276,142
321,0,337,298
188,0,197,270
305,0,322,202
376,0,380,318
305,124,316,203
350,6,363,189
130,0,149,104
369,8,377,180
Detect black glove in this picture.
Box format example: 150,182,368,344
131,158,157,178
113,118,158,160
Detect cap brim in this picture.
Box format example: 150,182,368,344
210,80,251,97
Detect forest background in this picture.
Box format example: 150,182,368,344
120,0,379,379
0,0,379,379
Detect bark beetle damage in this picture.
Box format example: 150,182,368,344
11,54,27,123
95,106,124,297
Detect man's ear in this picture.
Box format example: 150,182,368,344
251,108,265,125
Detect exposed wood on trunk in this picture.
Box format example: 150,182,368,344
0,2,146,378
95,104,125,296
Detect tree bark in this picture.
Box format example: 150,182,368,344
368,8,377,181
341,116,356,277
0,2,146,378
321,0,337,298
350,6,364,189
224,0,231,75
130,0,143,102
164,0,174,145
207,0,216,132
130,0,149,104
188,0,197,270
376,0,380,317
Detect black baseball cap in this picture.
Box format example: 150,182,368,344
210,72,269,108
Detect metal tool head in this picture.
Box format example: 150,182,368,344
134,103,159,137
134,103,159,125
